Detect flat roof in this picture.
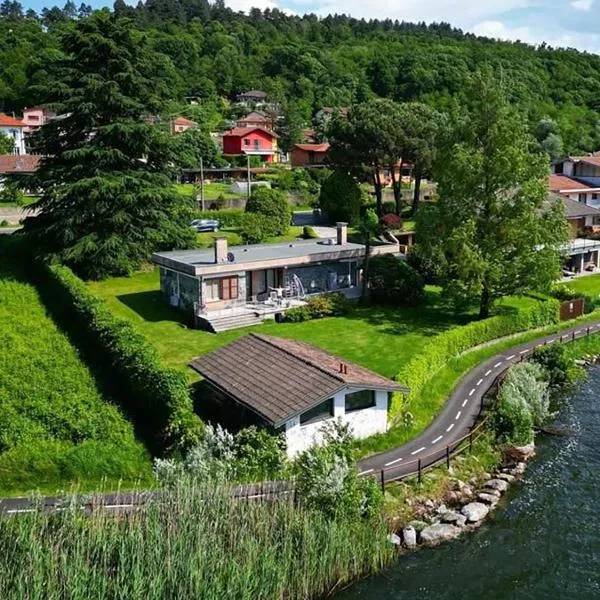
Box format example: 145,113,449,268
153,238,396,276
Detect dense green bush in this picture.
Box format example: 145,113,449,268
195,208,244,228
531,344,579,393
42,264,204,453
302,225,319,239
318,171,362,226
284,293,352,322
549,282,598,313
240,212,275,243
406,244,446,284
368,254,425,306
245,187,291,235
392,298,561,419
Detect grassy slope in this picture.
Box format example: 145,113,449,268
0,246,152,495
195,225,304,248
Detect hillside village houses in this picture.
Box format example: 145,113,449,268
551,155,600,207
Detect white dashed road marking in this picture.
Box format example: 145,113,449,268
411,447,426,456
520,350,529,355
446,424,454,433
507,355,515,360
455,411,462,420
469,388,475,396
359,469,373,475
385,458,403,467
494,362,503,369
431,436,443,444
477,379,483,386
485,370,492,376
462,398,468,407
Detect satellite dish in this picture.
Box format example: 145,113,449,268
227,252,235,263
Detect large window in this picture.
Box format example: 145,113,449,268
204,276,239,302
345,390,376,413
300,398,333,426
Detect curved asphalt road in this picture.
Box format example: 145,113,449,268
1,320,599,514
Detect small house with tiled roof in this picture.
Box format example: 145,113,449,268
290,142,330,167
222,127,278,163
551,155,600,207
189,333,406,456
236,111,275,130
0,113,26,155
169,116,196,135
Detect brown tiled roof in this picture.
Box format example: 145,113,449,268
293,143,330,153
549,174,597,192
561,196,600,219
574,156,600,168
0,154,41,173
170,116,196,126
189,333,405,427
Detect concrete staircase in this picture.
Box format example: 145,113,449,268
198,311,267,333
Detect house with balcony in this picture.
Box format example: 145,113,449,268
152,223,400,332
236,111,275,130
189,333,406,456
0,113,26,155
22,106,56,134
222,127,279,163
559,195,600,274
236,90,269,106
551,156,600,207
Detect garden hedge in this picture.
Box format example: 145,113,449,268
43,264,204,454
391,298,561,419
196,209,244,228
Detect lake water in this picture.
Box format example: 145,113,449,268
339,368,600,599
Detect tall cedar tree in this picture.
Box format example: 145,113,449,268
22,11,194,279
416,71,568,318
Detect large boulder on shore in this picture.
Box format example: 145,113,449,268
485,478,509,493
505,442,535,462
461,502,489,523
477,492,499,506
419,523,461,545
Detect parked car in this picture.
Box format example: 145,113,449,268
190,219,220,232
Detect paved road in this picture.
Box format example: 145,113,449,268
1,319,599,514
356,320,600,481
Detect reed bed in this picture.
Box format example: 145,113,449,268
0,484,393,599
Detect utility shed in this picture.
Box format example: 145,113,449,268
189,333,406,457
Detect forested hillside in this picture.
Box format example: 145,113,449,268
1,0,599,153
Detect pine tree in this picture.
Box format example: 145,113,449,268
23,10,194,279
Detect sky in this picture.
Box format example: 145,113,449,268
22,0,600,55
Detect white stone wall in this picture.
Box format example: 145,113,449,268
284,388,388,458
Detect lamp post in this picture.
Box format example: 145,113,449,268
247,153,252,200
199,156,205,211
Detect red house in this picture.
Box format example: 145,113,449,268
222,127,279,163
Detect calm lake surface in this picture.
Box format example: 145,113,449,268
340,368,600,599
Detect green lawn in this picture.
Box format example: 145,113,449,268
174,183,245,202
88,270,481,381
568,274,600,297
196,226,305,248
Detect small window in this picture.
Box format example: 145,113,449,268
593,194,599,201
300,398,333,425
345,390,376,413
579,193,587,204
244,139,250,146
220,276,239,300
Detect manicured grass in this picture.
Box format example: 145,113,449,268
174,182,245,202
567,274,600,297
88,270,478,381
0,243,153,494
195,226,304,248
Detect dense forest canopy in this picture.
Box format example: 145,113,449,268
1,0,600,153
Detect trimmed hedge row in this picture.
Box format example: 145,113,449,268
391,298,561,419
44,264,204,454
196,209,244,228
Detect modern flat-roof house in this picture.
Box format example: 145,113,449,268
189,333,406,457
222,127,279,163
559,195,600,273
152,223,400,331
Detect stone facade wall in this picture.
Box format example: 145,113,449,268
284,387,388,457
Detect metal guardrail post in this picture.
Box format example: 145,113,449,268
446,446,450,469
380,469,385,493
418,459,422,484
469,431,473,452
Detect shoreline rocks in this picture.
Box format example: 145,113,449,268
389,447,535,551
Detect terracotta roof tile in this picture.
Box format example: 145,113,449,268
224,127,278,138
0,113,24,127
549,174,597,192
0,154,41,173
293,143,330,152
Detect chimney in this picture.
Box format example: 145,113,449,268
214,237,228,263
336,222,348,246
